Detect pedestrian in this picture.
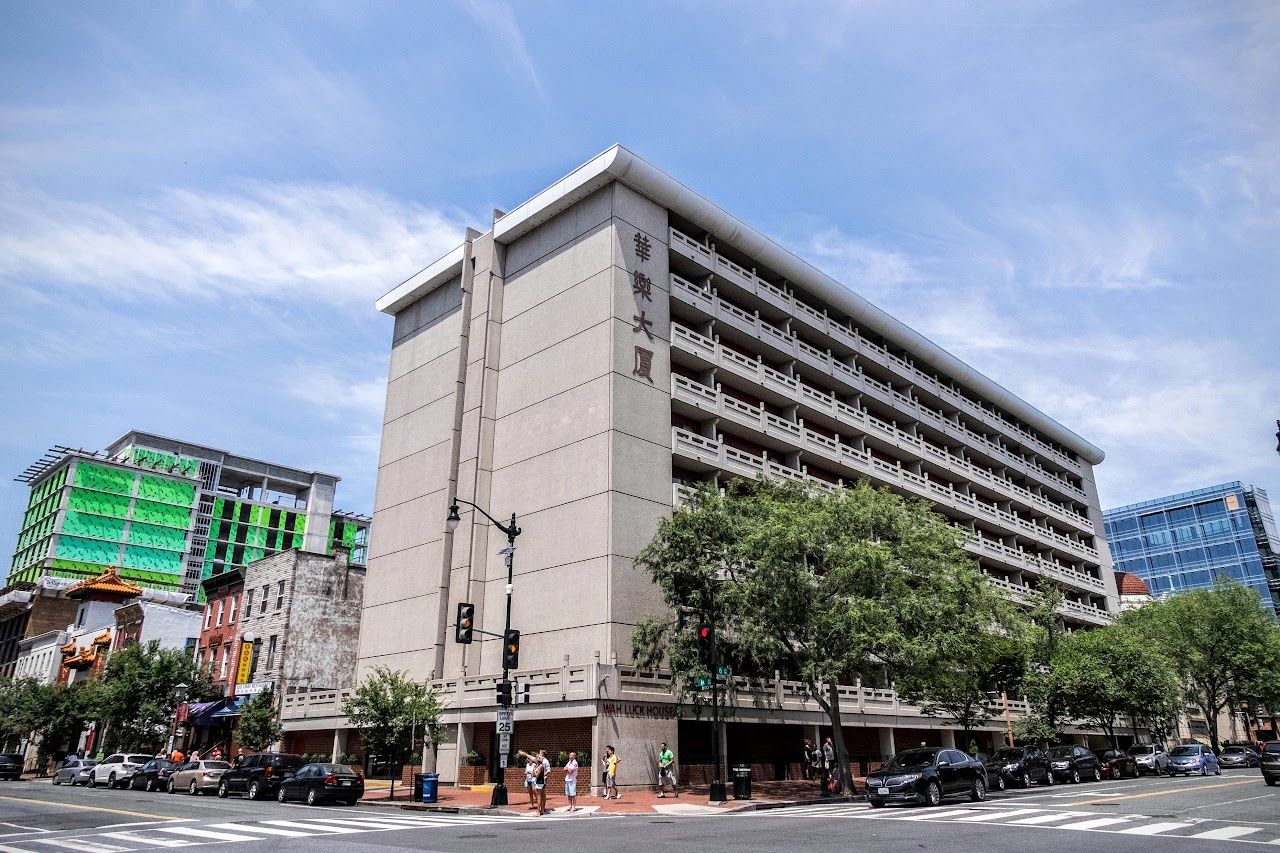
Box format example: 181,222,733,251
564,751,579,812
517,750,538,811
190,749,201,762
211,746,222,761
814,740,829,795
536,749,551,815
823,737,837,794
171,748,185,763
657,741,676,797
603,745,620,800
968,739,979,757
802,738,814,781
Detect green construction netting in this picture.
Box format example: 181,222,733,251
127,521,187,551
67,488,130,519
74,462,136,495
61,511,127,542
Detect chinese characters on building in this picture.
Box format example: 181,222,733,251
631,232,656,382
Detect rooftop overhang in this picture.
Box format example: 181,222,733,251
377,145,1105,466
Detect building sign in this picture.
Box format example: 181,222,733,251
235,642,254,684
235,680,273,697
601,701,677,720
132,447,199,478
629,230,660,383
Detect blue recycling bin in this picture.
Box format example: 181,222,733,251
420,772,439,803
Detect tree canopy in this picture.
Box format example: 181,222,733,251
235,688,283,752
341,667,446,768
96,640,216,752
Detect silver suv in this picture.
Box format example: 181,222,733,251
1126,743,1169,776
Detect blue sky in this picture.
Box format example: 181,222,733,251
2,1,1277,565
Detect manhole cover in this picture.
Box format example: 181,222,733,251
515,826,550,831
651,820,675,824
458,834,497,839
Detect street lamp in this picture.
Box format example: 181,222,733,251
167,682,190,755
446,498,521,808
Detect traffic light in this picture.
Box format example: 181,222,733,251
502,630,520,670
455,602,475,644
515,682,530,704
695,622,714,666
496,680,512,706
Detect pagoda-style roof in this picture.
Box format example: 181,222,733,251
66,567,142,601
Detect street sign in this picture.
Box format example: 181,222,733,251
717,665,731,677
499,732,511,755
496,708,514,734
695,676,712,690
235,681,274,697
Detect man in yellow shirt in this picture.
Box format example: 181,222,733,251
603,745,620,800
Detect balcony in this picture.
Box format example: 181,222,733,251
669,227,1084,475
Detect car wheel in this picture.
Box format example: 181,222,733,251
993,774,1006,791
1265,777,1277,787
277,785,288,803
108,773,117,789
1092,767,1102,782
869,799,885,808
1044,770,1055,787
1200,764,1208,777
924,781,942,807
248,781,260,801
189,780,198,795
1020,771,1032,788
970,777,987,802
1070,769,1081,784
167,779,176,794
306,788,319,806
87,773,97,789
217,781,228,798
145,778,155,792
52,776,61,786
1214,766,1222,776
1111,766,1121,780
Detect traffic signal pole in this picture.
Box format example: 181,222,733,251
709,618,726,802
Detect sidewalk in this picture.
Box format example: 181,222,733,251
362,778,862,816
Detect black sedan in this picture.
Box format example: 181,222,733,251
0,754,23,781
1218,746,1260,769
275,763,364,806
1094,748,1137,779
988,745,1054,789
865,747,987,808
1048,745,1101,783
129,759,179,792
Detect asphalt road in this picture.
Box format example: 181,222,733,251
0,767,1275,851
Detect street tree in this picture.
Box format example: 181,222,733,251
633,478,1012,794
96,640,216,752
1125,579,1280,753
235,689,283,751
342,667,446,771
1016,580,1067,744
908,631,1029,751
0,679,100,768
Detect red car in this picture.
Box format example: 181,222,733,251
1093,748,1137,779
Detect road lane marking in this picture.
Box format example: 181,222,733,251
156,826,265,841
953,809,1042,822
303,817,434,830
1057,816,1133,830
1184,793,1279,810
1187,826,1262,841
97,832,195,847
897,809,979,821
1116,821,1192,835
257,820,366,834
0,796,178,821
27,839,130,852
1076,779,1254,804
1008,811,1093,824
206,822,313,837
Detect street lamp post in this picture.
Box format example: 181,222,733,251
166,682,189,756
446,499,521,808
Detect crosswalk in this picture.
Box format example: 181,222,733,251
753,802,1278,845
0,811,557,851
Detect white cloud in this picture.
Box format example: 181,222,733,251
803,227,922,296
0,182,466,306
463,0,548,101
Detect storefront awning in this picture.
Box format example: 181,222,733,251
210,698,246,719
187,700,228,726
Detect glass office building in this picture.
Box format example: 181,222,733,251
1104,482,1280,612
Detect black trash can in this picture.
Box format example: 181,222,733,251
732,766,752,800
412,773,424,801
420,772,439,804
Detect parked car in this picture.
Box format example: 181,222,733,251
1093,748,1137,779
1261,742,1280,786
51,758,97,786
1047,745,1101,783
167,760,231,794
217,752,306,800
275,763,364,806
129,759,179,792
0,754,23,781
974,753,1006,791
89,753,153,789
1167,744,1221,777
1218,746,1261,769
1127,743,1169,776
988,745,1054,788
864,747,987,808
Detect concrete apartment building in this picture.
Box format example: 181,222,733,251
293,146,1116,785
8,430,369,599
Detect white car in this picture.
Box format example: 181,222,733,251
89,753,154,789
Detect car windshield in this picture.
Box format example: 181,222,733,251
155,760,177,769
992,748,1020,761
1170,746,1200,756
1094,750,1117,759
885,749,938,769
1047,747,1074,759
318,763,357,774
202,761,231,770
80,760,98,767
1266,744,1280,755
127,755,152,763
1127,745,1154,755
272,755,306,768
1222,747,1246,754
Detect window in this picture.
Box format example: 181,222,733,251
227,595,237,624
203,606,212,630
276,580,286,610
265,635,278,669
215,600,224,627
244,589,254,619
218,645,229,679
260,585,269,616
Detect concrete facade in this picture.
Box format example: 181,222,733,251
314,146,1117,787
13,629,67,684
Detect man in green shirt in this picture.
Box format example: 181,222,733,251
657,742,677,797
